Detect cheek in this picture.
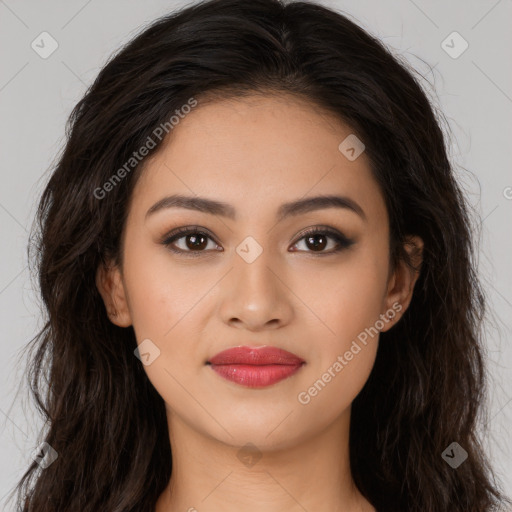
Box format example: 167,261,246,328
296,248,387,409
304,245,388,347
124,239,205,336
122,246,214,425
122,241,219,392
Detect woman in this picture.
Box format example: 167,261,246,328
9,0,510,510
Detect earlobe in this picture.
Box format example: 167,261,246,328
381,235,423,332
95,261,132,327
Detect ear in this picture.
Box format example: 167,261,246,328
95,259,132,327
380,235,423,332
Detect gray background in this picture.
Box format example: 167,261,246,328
1,0,511,507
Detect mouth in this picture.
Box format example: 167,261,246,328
206,345,305,388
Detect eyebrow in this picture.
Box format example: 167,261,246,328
145,193,367,222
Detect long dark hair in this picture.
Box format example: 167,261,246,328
6,0,510,510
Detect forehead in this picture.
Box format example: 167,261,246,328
130,94,386,223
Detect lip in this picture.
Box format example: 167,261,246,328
207,346,305,388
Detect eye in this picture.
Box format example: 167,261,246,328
290,226,354,255
161,225,354,257
162,226,221,257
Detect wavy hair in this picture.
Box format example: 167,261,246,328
6,0,510,510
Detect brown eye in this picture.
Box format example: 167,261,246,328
290,227,354,255
162,225,354,257
304,233,328,251
183,233,209,251
162,227,221,256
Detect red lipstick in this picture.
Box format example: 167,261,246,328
207,346,305,388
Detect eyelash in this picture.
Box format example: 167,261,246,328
161,225,355,257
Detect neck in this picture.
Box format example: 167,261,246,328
155,407,375,512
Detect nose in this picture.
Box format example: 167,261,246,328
218,248,294,332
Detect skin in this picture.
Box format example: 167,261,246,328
96,94,423,512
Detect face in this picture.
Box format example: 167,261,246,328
97,94,421,451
